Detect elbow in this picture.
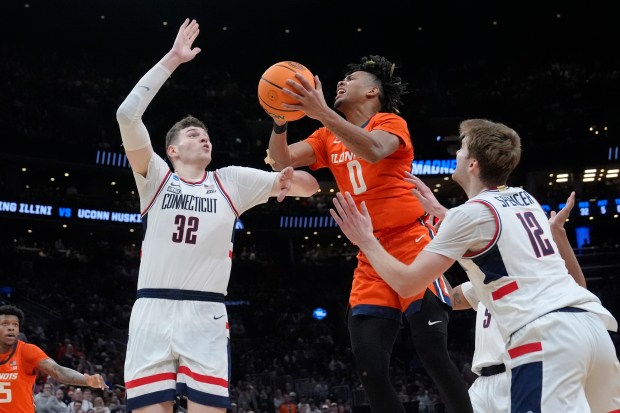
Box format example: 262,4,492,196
116,104,133,127
396,284,416,298
391,278,417,298
363,153,383,164
116,93,141,127
300,180,320,197
308,181,321,196
363,148,388,164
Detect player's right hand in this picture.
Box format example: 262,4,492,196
85,373,109,390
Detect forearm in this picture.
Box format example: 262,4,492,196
289,171,320,197
116,62,172,134
46,363,91,387
267,133,292,171
553,228,587,287
319,111,385,162
444,279,472,310
357,238,425,297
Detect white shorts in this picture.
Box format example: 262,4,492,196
507,309,620,412
124,293,231,411
469,370,509,413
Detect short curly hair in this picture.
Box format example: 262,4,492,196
0,304,25,326
346,55,408,114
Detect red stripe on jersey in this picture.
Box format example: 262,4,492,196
229,250,232,258
607,410,620,413
492,281,519,300
508,342,542,359
178,365,228,388
125,372,177,388
462,199,501,258
142,170,172,216
213,172,240,217
226,322,230,330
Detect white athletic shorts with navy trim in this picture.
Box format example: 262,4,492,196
507,309,620,412
469,371,509,413
124,292,231,411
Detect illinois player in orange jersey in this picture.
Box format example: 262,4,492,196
0,305,107,413
265,56,473,413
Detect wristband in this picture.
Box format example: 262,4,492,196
273,122,288,134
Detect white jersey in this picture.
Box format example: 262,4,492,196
426,186,617,341
461,282,505,375
134,154,276,294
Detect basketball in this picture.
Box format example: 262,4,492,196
258,61,315,122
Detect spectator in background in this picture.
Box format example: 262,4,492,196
35,382,69,413
56,387,70,409
59,343,77,368
68,388,93,412
93,396,111,413
82,388,95,411
68,400,83,413
278,392,298,413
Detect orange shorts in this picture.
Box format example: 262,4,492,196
349,219,451,320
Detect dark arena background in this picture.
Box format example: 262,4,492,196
1,1,619,412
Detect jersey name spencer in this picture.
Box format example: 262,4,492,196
456,187,617,340
0,340,48,413
133,155,274,294
305,113,425,232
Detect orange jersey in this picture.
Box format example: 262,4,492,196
306,112,451,314
0,340,48,413
305,112,426,232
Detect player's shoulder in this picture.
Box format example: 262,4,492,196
371,112,407,128
18,340,48,358
215,166,274,181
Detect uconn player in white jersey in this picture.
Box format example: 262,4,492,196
422,188,588,412
331,119,620,412
115,19,319,413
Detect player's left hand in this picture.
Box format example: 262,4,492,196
330,192,375,246
281,74,330,121
549,191,575,231
170,18,202,64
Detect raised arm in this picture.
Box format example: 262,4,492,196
266,131,317,171
549,191,587,288
115,18,202,176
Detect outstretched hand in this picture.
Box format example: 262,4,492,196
171,18,202,64
405,172,448,220
549,191,576,230
330,192,375,246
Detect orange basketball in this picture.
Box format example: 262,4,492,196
258,61,315,122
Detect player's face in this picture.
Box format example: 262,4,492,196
0,314,20,347
334,71,376,110
174,126,212,167
451,136,471,186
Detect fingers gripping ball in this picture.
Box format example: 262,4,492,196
258,61,315,122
